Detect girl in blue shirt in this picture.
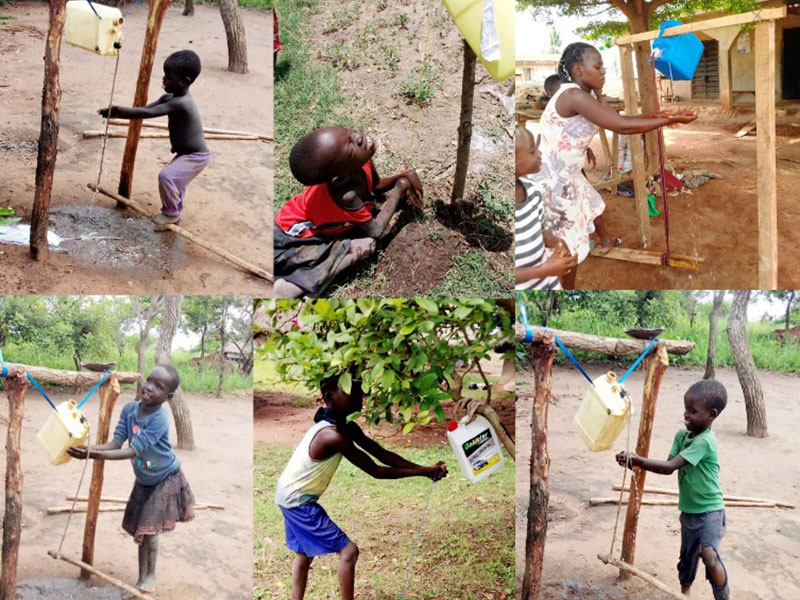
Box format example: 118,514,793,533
69,364,195,595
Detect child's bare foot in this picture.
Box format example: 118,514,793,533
152,214,180,231
597,237,622,255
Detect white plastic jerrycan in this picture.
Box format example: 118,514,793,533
447,414,505,483
65,1,124,56
572,371,631,452
36,400,89,465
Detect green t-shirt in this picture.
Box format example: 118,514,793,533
669,428,724,514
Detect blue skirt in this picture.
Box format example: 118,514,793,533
280,503,351,557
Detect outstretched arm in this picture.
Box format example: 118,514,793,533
67,441,136,461
342,439,446,480
351,426,428,470
99,95,178,120
616,451,688,475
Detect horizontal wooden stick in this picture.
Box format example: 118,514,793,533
65,494,224,509
589,246,704,272
83,130,261,141
48,550,149,599
514,324,695,355
107,118,273,141
48,503,223,514
611,484,795,509
598,553,687,600
590,497,776,508
0,364,138,385
87,184,273,282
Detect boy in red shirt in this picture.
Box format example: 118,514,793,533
274,126,422,297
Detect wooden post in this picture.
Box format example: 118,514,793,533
513,324,695,356
618,44,651,248
29,0,68,262
619,343,669,578
1,374,28,600
755,19,777,289
610,131,619,181
451,40,476,204
80,375,121,578
521,335,557,600
117,0,170,202
598,128,612,169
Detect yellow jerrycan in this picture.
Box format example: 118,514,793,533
572,372,631,452
65,0,124,56
442,0,514,82
36,400,90,465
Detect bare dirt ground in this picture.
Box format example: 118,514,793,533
0,2,272,294
306,0,514,296
516,365,800,599
0,388,253,599
527,103,800,289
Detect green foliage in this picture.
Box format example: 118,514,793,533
399,59,436,105
259,299,512,430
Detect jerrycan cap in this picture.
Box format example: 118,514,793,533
447,421,459,432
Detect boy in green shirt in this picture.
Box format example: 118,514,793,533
616,379,729,599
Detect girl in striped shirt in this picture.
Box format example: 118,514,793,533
516,126,577,290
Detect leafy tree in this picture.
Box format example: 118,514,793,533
261,299,515,455
549,27,562,53
181,296,223,360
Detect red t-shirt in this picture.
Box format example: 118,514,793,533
276,161,376,238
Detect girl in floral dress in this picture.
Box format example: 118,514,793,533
530,42,698,288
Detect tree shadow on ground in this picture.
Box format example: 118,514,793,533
434,197,513,253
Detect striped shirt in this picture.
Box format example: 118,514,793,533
515,177,559,291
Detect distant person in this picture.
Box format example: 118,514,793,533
616,379,730,600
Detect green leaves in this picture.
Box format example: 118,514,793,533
338,371,352,394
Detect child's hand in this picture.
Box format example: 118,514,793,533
67,446,89,460
661,106,698,125
429,461,448,481
615,451,637,469
400,167,424,209
542,242,578,277
586,147,596,169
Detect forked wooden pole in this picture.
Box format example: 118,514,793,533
48,551,149,599
88,184,273,281
80,375,120,579
598,554,687,600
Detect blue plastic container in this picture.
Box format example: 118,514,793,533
652,20,704,81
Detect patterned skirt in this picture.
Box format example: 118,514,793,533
122,468,195,542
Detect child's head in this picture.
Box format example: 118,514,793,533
544,74,561,98
515,125,541,177
142,364,181,406
289,126,376,186
683,379,727,433
320,374,363,415
557,42,604,90
163,50,202,93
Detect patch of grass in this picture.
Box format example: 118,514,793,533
0,14,13,24
254,442,514,599
196,0,273,11
430,251,512,298
377,0,388,11
478,180,514,224
254,355,316,396
399,59,436,105
392,11,410,29
320,41,360,70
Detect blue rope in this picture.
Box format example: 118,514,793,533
552,334,595,386
86,0,102,19
26,372,57,411
519,303,533,343
619,338,660,383
77,370,111,409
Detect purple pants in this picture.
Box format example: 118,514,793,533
158,151,211,218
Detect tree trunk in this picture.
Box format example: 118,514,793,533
157,296,195,450
451,40,476,203
514,324,695,355
182,0,194,17
620,344,669,578
216,298,229,399
30,0,68,262
218,0,248,74
475,403,515,458
628,9,659,174
727,290,768,437
785,291,795,334
1,375,28,600
521,335,556,600
704,291,725,379
136,298,163,399
81,376,120,578
200,328,206,360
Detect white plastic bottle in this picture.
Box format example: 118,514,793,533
446,414,505,483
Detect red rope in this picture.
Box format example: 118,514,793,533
650,58,671,266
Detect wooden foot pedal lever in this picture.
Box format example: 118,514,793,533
47,550,149,599
590,246,703,272
87,184,273,282
598,553,688,599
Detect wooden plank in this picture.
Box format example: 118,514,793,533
48,504,223,514
615,7,787,46
589,246,704,271
598,554,688,600
513,325,696,355
48,551,149,599
611,484,796,509
80,376,120,579
591,497,777,508
619,44,651,247
66,495,225,509
107,119,273,141
734,119,757,137
719,41,733,110
2,364,138,385
84,130,261,141
88,184,273,282
755,19,778,289
597,128,612,167
1,375,28,600
611,131,619,181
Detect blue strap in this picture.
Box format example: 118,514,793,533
86,0,102,19
519,303,533,343
26,372,57,411
77,370,111,409
0,347,6,378
619,338,660,383
552,334,595,386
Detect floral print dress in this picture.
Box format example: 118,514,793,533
530,82,605,263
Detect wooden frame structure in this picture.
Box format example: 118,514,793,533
516,324,696,600
613,6,791,288
1,365,139,600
